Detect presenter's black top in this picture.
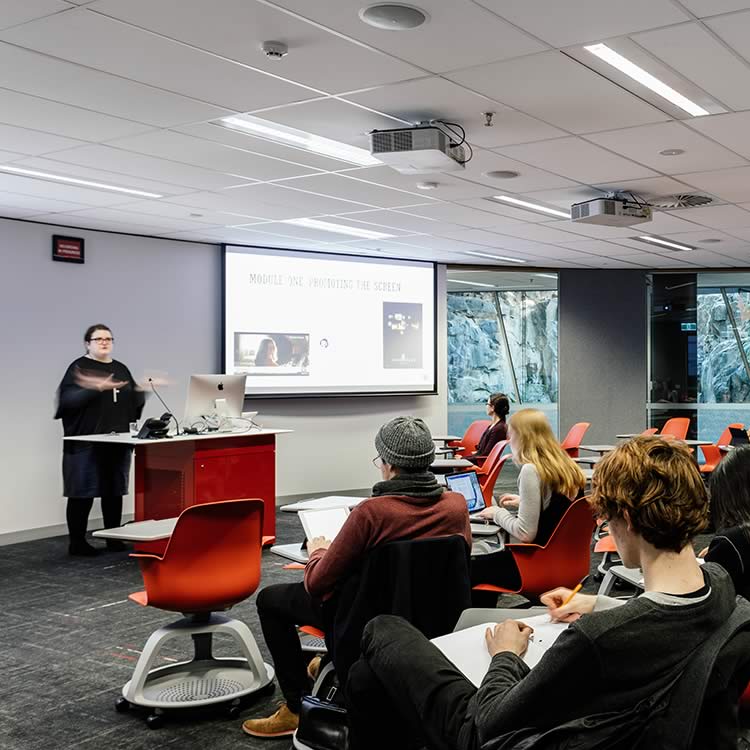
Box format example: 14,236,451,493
55,356,144,436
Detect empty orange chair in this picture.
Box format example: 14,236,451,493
700,423,743,474
472,498,596,600
479,453,511,506
660,417,690,441
642,427,658,436
448,419,491,457
119,499,274,727
560,422,590,458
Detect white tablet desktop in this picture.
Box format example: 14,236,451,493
298,507,350,542
185,374,246,422
445,471,486,515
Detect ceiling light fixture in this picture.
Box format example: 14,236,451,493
282,217,395,239
218,115,380,166
700,238,723,244
416,181,439,190
584,43,709,117
490,194,570,219
359,4,429,30
447,278,497,288
659,148,685,156
537,273,558,279
485,170,520,180
636,235,695,252
464,250,527,263
0,165,163,198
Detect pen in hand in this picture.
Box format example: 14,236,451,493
560,575,589,608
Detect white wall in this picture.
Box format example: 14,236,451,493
0,218,447,541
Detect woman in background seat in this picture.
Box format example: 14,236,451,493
467,392,509,464
471,408,586,602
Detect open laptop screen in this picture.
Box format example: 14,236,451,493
729,427,749,446
446,471,485,514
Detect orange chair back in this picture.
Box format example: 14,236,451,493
475,439,509,474
560,422,591,458
132,498,264,613
452,419,491,456
660,418,690,440
700,423,743,472
480,454,512,505
717,423,744,448
641,427,658,436
506,498,596,599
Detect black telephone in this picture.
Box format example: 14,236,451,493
136,412,172,440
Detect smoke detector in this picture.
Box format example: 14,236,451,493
260,41,288,60
648,193,713,209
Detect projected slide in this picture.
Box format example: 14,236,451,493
224,246,436,396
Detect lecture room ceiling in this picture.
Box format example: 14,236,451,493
2,0,750,269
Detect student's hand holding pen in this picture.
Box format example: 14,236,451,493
485,620,534,658
541,585,596,623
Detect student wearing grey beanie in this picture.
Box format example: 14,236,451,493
243,416,472,740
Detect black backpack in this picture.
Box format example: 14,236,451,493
482,597,750,750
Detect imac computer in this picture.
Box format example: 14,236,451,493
185,374,246,423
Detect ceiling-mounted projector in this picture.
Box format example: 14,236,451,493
571,197,652,227
369,125,466,174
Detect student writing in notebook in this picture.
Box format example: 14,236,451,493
241,417,471,740
347,436,750,750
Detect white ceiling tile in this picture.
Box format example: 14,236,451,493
448,53,669,135
90,0,423,93
0,171,148,205
687,112,750,161
497,137,658,184
0,150,24,162
668,204,750,230
498,223,596,244
26,211,182,234
0,43,232,127
226,220,381,245
591,176,706,201
647,230,750,254
724,226,750,241
705,11,750,67
0,205,45,219
247,99,408,150
548,220,643,239
0,123,86,155
0,190,95,214
585,122,747,174
456,197,563,223
633,22,750,112
458,150,578,193
631,210,705,234
678,166,750,202
31,145,251,191
38,206,217,232
679,1,750,16
277,173,436,209
268,0,546,73
109,199,258,227
613,252,696,267
557,238,646,256
474,0,688,47
404,201,533,227
174,122,362,172
330,208,464,235
106,130,323,182
0,9,314,111
0,88,152,142
0,0,70,31
344,77,566,148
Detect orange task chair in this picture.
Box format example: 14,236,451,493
448,419,491,457
118,499,274,728
660,417,690,441
479,453,512,506
700,423,743,475
560,422,591,458
473,498,596,601
468,439,509,476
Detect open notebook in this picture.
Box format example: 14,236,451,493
298,507,350,542
431,614,568,687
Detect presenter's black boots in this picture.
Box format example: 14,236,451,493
68,539,100,556
66,497,100,557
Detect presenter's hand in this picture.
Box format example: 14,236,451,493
541,587,596,623
485,620,533,658
75,369,128,392
499,494,520,509
308,536,332,554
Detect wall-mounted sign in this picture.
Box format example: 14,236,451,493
52,235,85,264
681,322,697,332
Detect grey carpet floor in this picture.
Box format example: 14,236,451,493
0,467,710,749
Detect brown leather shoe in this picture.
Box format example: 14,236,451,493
307,655,323,681
242,703,299,738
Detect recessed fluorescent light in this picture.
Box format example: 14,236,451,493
0,165,163,198
447,278,497,288
218,115,380,166
464,251,527,263
282,217,395,240
491,195,570,219
636,235,695,252
584,43,709,118
537,273,558,279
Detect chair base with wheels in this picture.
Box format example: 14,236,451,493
118,611,274,728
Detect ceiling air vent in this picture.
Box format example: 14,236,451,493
648,194,713,209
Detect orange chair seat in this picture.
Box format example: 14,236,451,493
472,582,516,595
299,625,326,639
129,590,148,607
594,536,617,554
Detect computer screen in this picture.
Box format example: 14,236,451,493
223,245,437,397
445,471,485,514
184,374,246,422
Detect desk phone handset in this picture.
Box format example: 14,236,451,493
136,412,172,440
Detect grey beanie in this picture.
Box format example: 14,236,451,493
375,416,435,471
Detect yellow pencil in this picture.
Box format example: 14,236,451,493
561,576,589,608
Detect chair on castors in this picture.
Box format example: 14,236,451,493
118,499,274,728
560,422,591,458
448,420,491,457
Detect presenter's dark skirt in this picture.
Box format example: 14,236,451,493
63,442,133,498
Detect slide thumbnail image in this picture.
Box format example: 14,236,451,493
234,332,310,376
383,302,423,369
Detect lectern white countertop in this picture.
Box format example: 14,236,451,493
64,428,292,445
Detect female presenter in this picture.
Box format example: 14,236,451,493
55,324,145,556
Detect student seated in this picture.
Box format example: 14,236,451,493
347,436,750,750
241,416,472,739
467,392,509,464
701,444,750,599
471,408,585,601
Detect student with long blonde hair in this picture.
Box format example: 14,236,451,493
471,408,586,600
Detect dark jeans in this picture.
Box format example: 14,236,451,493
256,581,325,713
66,495,123,542
470,548,521,607
348,615,478,750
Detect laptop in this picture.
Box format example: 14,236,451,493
446,471,487,517
729,427,749,447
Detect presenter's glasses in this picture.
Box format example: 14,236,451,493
90,337,114,343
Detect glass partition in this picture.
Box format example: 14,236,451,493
447,271,558,437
